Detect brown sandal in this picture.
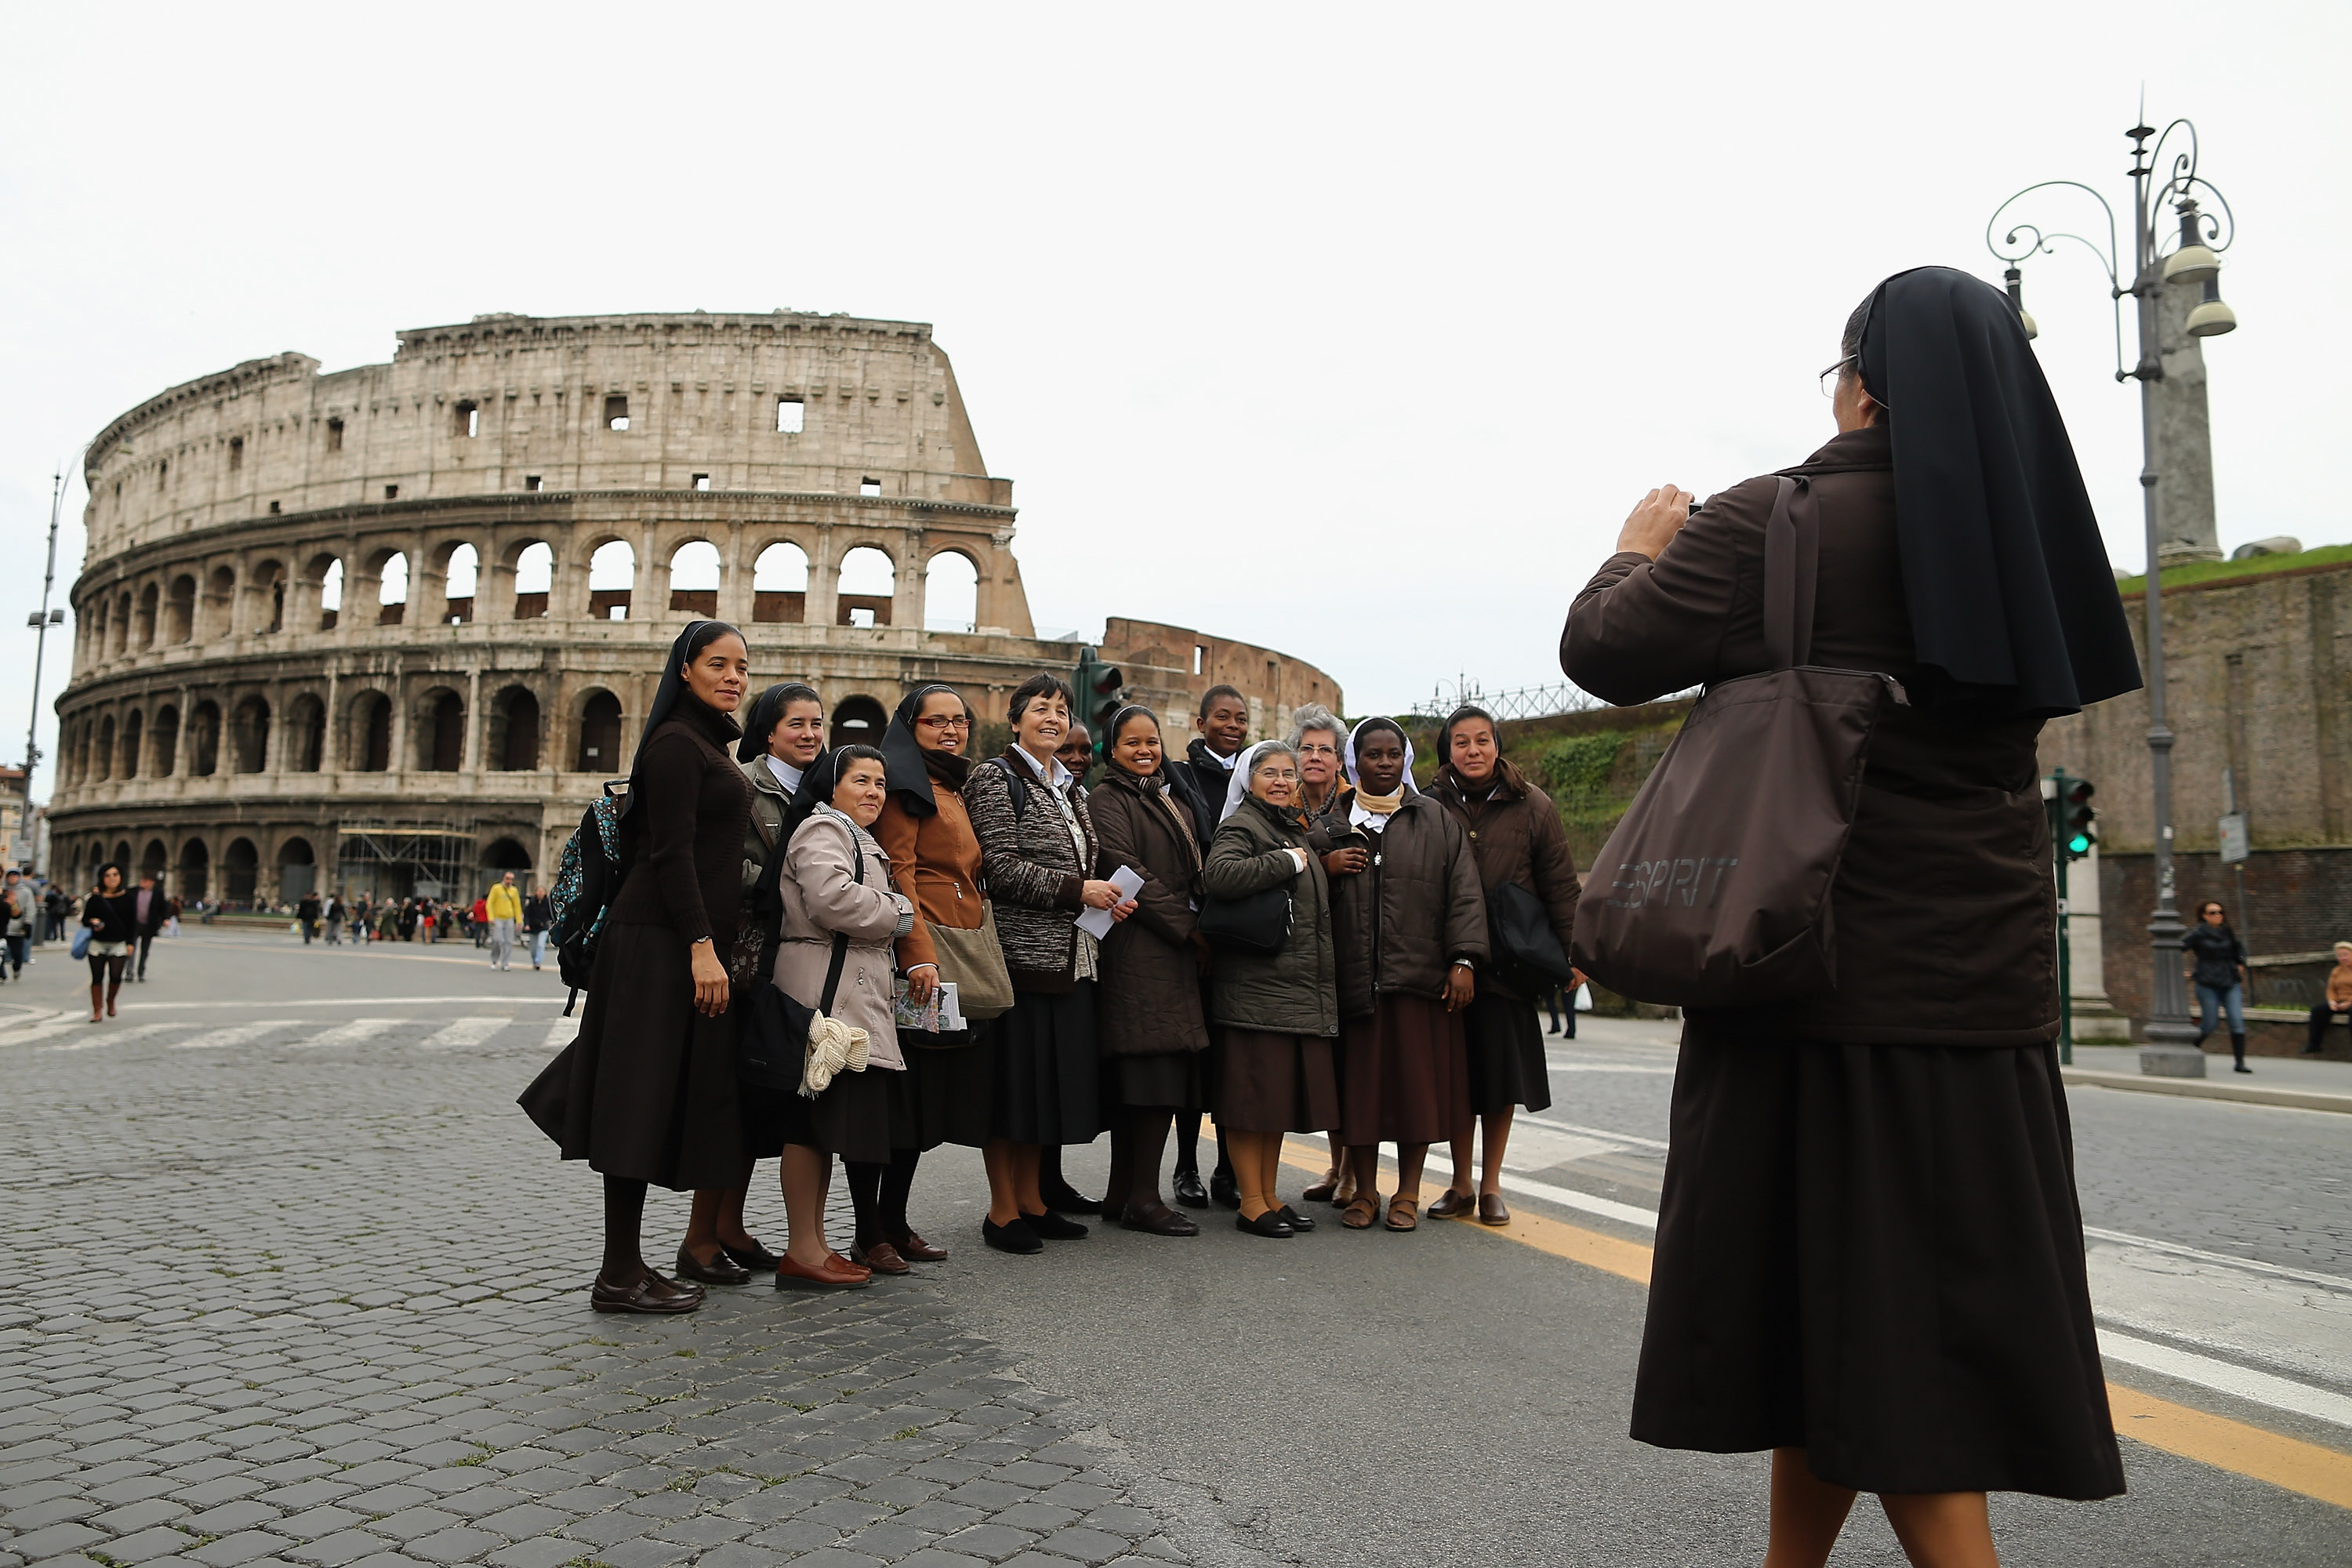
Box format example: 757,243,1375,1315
1301,1171,1340,1203
1341,1193,1381,1229
1385,1195,1419,1232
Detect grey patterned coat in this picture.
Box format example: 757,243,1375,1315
963,749,1099,995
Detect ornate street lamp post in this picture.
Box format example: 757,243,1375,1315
1987,114,2239,1078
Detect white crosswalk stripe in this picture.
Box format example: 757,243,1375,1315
539,1019,577,1054
169,1022,290,1051
45,1022,187,1052
287,1018,406,1049
418,1015,511,1050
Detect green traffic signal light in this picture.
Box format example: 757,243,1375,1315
2063,779,2096,861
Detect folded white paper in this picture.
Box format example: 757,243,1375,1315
1074,865,1146,939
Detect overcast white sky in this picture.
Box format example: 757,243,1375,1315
2,2,2343,779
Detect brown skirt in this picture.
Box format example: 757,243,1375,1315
1463,992,1552,1116
1215,1029,1340,1134
1337,993,1469,1146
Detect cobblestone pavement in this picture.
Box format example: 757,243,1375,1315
0,997,1277,1568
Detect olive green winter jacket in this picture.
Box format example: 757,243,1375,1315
1201,793,1340,1038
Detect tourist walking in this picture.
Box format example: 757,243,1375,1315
133,872,168,982
1425,703,1581,1226
472,892,491,948
963,673,1133,1255
1563,267,2136,1560
519,619,754,1316
524,887,551,969
0,869,30,981
43,883,70,942
1168,682,1251,1209
677,680,822,1287
82,863,139,1022
1087,703,1210,1237
486,872,522,971
1319,719,1485,1234
1200,741,1341,1237
764,746,919,1289
325,893,346,945
2183,899,2252,1073
297,889,321,944
2304,942,2352,1055
865,684,1007,1269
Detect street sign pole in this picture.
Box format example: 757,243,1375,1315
2049,768,2074,1065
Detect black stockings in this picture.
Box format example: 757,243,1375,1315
844,1150,920,1249
1172,1111,1232,1181
603,1175,649,1283
1107,1111,1174,1219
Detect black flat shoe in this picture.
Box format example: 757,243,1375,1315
1021,1207,1090,1240
592,1272,703,1314
983,1217,1044,1255
1277,1205,1316,1232
1171,1167,1210,1209
721,1239,781,1272
1210,1168,1242,1210
1120,1203,1200,1236
1236,1210,1294,1239
673,1245,750,1285
1039,1182,1101,1216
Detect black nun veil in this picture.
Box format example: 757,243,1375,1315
880,684,961,817
1854,266,2144,719
621,619,743,818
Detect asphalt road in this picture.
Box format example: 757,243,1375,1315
2,929,2347,1567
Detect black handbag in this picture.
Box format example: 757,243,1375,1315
1199,884,1293,956
736,835,861,1091
1486,880,1576,995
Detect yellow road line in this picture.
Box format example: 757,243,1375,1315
1274,1138,2352,1509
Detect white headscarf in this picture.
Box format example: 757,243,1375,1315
1344,717,1417,793
1220,739,1293,823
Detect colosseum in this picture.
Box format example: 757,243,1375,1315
48,310,1342,906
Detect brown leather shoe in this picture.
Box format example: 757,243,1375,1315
1384,1195,1420,1232
1301,1170,1341,1203
1478,1192,1511,1226
1341,1193,1381,1229
592,1271,703,1314
1426,1188,1477,1220
855,1241,910,1276
1120,1203,1200,1236
674,1244,750,1285
892,1232,948,1261
775,1253,872,1290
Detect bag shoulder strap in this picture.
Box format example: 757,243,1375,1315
814,815,866,1015
1761,475,1818,671
985,755,1032,820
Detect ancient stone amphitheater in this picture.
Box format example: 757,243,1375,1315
49,311,1341,906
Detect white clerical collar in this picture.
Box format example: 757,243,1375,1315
1202,747,1238,771
765,754,804,793
1348,798,1396,834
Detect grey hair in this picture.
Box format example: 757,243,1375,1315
1285,702,1344,750
1247,740,1301,776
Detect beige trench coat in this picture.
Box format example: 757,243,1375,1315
773,805,913,1071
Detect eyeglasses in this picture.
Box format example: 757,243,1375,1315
1818,355,1856,397
915,715,970,731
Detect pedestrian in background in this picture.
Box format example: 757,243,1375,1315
1562,269,2134,1560
486,872,522,971
82,863,138,1022
2303,942,2352,1055
519,620,755,1316
297,888,321,945
43,883,69,942
1168,682,1252,1210
0,870,29,982
325,893,345,945
472,891,492,948
1319,719,1486,1233
524,886,552,969
964,672,1132,1254
2183,899,2252,1074
1203,740,1342,1238
1088,703,1210,1237
133,872,168,982
1425,704,1581,1227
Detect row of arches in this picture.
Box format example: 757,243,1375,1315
78,530,989,666
59,830,540,909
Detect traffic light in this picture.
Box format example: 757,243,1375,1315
1069,648,1124,757
2063,779,2096,860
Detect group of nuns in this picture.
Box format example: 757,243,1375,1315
526,265,2144,1568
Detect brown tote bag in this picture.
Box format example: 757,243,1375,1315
1570,476,1908,1009
926,899,1015,1021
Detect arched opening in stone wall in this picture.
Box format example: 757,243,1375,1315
925,550,979,633
349,691,391,772
121,710,143,779
114,840,132,872
829,695,888,750
231,697,271,773
286,695,326,772
152,706,180,776
313,554,343,630
205,567,235,640
136,584,158,648
489,686,541,771
442,543,479,624
668,540,720,615
752,542,808,623
223,838,260,907
89,599,108,664
589,540,635,620
255,560,288,634
482,837,533,895
837,547,894,627
93,714,114,781
141,840,169,882
186,702,220,776
167,575,196,643
180,838,209,902
71,720,88,785
279,837,317,902
421,689,465,772
512,542,554,619
377,553,409,626
114,593,132,655
575,691,622,773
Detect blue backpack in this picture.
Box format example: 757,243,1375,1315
550,784,627,1014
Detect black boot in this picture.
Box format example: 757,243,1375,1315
2231,1033,2252,1073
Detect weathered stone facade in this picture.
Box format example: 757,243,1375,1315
48,312,1341,904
